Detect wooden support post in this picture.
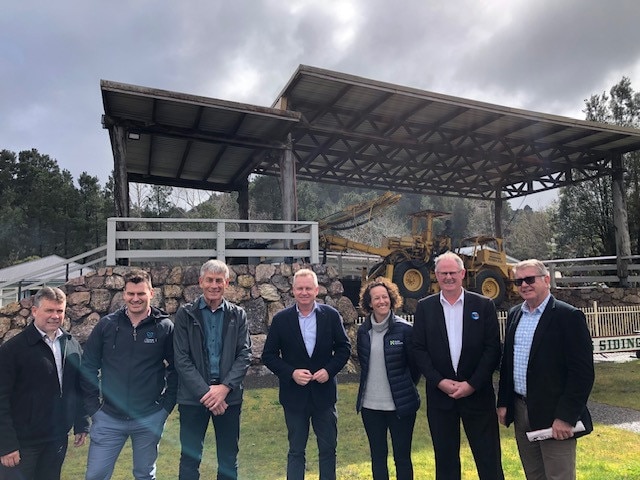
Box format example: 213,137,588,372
494,194,503,238
279,135,297,223
111,125,130,219
612,154,632,286
110,125,130,265
279,135,297,259
237,180,249,232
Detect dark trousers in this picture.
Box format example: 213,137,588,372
361,408,416,480
283,404,338,480
0,437,68,480
427,403,504,480
178,403,241,480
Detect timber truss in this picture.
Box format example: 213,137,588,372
102,65,640,201
258,65,640,200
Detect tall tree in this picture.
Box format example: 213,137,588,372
0,149,115,266
506,206,553,260
77,173,110,249
554,77,640,256
0,150,27,266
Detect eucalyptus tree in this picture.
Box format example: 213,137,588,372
554,77,640,256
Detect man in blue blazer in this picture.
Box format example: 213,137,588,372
412,252,504,480
262,268,351,480
497,259,594,479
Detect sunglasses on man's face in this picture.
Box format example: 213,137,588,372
514,275,545,287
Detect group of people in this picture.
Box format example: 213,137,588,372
355,252,594,480
0,260,251,480
0,253,595,480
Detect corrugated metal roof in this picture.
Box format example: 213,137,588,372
264,65,640,199
101,80,302,192
102,65,640,200
0,255,91,282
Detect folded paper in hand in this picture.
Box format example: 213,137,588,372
526,421,585,442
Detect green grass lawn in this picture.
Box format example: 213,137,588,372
63,361,640,479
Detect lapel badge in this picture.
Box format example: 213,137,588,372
471,311,480,320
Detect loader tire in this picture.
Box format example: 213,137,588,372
393,261,430,299
474,270,506,305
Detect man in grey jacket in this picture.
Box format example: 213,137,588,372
173,259,252,480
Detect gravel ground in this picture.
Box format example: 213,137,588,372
590,352,640,434
589,401,640,434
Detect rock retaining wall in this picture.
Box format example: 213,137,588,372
3,266,640,373
0,263,360,375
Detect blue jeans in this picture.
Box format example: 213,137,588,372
361,408,416,480
283,404,338,480
85,408,169,480
0,436,67,480
178,403,241,480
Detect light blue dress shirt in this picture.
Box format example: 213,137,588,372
297,302,318,357
513,294,551,396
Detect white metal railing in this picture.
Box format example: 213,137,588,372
0,245,107,305
106,217,319,266
323,252,381,279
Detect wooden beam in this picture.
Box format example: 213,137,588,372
237,179,249,231
612,154,631,286
279,134,297,225
494,194,503,238
111,125,129,218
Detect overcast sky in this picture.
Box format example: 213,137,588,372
2,0,640,210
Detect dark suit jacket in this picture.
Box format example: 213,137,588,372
262,303,351,411
412,290,501,410
0,323,89,456
497,295,594,431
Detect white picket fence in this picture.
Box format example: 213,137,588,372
357,301,640,352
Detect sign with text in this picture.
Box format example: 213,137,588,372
593,335,640,354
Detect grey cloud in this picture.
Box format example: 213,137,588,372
1,0,639,184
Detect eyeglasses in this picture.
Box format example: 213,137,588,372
436,270,461,277
514,275,545,287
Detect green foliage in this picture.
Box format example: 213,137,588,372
0,149,115,266
0,146,567,269
554,76,640,257
506,206,553,260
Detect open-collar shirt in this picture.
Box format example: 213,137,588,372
513,293,551,396
440,289,465,373
35,325,64,387
297,301,318,357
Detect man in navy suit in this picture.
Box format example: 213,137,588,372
262,268,351,480
412,252,504,480
497,259,594,479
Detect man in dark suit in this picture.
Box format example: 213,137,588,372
262,268,351,480
0,287,88,480
497,259,594,479
412,252,504,480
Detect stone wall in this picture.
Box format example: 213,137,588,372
496,286,640,311
3,266,640,368
552,286,640,308
0,263,360,375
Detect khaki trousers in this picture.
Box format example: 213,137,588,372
513,397,577,480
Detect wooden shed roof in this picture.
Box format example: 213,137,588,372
102,65,640,199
